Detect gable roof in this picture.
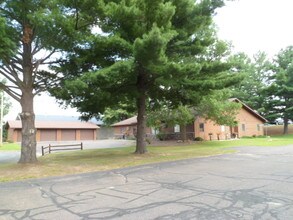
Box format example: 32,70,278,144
16,115,104,125
111,116,137,127
230,98,267,123
111,99,267,127
7,121,99,129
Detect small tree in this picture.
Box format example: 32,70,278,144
102,103,136,126
197,89,242,127
147,105,194,142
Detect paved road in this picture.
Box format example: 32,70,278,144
0,140,135,164
1,146,293,219
0,152,20,164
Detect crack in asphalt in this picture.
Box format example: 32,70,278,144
1,146,293,219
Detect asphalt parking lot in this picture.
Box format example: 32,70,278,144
1,145,293,219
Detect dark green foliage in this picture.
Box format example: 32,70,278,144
102,102,136,126
0,0,101,163
52,0,243,153
194,137,204,141
265,46,293,134
196,89,241,126
230,52,271,116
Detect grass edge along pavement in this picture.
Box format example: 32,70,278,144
0,135,293,182
0,143,20,151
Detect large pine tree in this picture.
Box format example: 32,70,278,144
0,0,98,163
266,46,293,134
230,52,271,116
52,0,243,153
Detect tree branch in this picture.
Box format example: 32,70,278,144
0,7,22,24
1,63,23,87
0,83,21,102
0,68,19,86
32,37,44,56
33,77,61,96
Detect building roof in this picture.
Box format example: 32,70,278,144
111,116,137,127
16,115,104,125
111,98,267,127
230,98,267,123
7,121,99,129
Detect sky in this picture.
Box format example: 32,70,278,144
4,0,293,120
215,0,293,57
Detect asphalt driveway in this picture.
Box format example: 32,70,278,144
1,145,293,219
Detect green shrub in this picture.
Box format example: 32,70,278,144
194,137,204,141
156,133,166,141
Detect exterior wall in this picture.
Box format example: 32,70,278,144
235,108,264,137
160,123,195,140
113,125,152,139
194,118,230,141
7,128,15,142
7,128,97,142
97,127,114,139
194,107,265,141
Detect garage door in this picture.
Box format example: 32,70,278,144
40,130,57,141
80,129,94,140
61,130,76,141
17,130,22,142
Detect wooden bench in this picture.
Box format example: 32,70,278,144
41,142,83,156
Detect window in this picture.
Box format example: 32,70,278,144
242,124,246,131
151,128,157,135
174,125,180,133
221,125,225,132
199,123,204,132
257,124,260,131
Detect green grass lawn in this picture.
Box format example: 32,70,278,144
0,143,20,151
0,134,292,182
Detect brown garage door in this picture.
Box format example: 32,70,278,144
61,129,76,141
17,130,22,142
40,130,57,141
80,129,94,140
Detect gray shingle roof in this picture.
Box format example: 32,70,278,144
111,116,137,127
7,121,99,129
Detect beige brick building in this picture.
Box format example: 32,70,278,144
112,99,267,141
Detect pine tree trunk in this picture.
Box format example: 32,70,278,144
18,24,38,163
135,70,147,154
283,117,289,135
18,90,37,163
180,124,187,142
135,93,147,154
